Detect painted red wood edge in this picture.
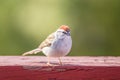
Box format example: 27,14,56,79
0,56,120,80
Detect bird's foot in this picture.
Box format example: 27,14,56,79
47,62,54,66
59,62,62,66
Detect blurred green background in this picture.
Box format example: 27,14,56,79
0,0,120,56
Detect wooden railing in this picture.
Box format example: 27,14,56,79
0,56,120,80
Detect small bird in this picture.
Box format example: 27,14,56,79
22,25,72,66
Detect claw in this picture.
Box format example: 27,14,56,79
47,62,54,66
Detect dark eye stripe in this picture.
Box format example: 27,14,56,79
62,31,67,34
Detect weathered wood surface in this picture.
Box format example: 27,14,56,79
0,56,120,80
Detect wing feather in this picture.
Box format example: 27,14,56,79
39,33,55,49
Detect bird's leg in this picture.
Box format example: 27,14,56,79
47,56,50,65
58,57,62,66
47,57,53,66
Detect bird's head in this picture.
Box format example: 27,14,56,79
56,25,71,36
59,25,70,32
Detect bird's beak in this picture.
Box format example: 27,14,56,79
67,31,70,36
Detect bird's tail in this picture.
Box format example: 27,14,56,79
22,48,41,56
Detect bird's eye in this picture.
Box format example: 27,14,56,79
62,31,67,34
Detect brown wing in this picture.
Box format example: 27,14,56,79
39,33,55,49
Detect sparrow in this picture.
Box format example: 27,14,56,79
22,25,72,66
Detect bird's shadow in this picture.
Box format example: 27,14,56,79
22,61,74,71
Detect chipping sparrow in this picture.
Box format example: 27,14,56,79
22,25,72,66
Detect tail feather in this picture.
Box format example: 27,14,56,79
22,48,41,56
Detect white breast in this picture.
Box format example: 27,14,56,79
42,36,72,57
